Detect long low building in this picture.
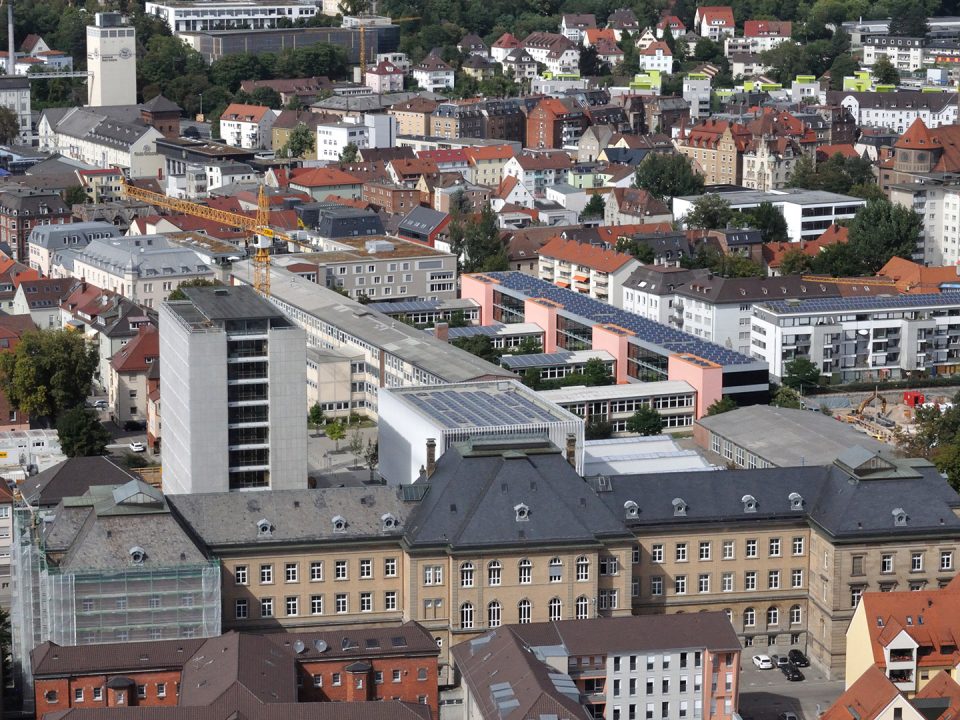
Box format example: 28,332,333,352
501,349,617,380
750,292,960,382
462,271,770,414
145,0,318,33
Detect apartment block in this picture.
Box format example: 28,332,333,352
537,237,639,305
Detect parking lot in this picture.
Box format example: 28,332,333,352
738,656,844,720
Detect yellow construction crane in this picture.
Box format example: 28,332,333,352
120,179,313,297
359,16,421,82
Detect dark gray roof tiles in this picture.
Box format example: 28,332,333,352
405,445,632,550
167,486,412,548
44,700,432,720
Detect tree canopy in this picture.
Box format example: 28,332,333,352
897,392,960,491
782,357,821,391
0,107,19,144
872,55,900,85
626,406,664,436
634,153,705,201
681,194,733,230
788,154,876,195
281,123,316,159
56,406,111,457
706,397,737,416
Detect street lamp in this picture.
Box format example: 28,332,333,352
198,92,203,119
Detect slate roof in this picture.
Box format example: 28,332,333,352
673,274,843,304
623,265,711,295
398,205,449,236
16,278,74,309
32,637,209,677
141,95,181,113
167,486,412,549
45,701,432,720
268,621,439,661
404,442,632,550
20,456,141,507
54,107,160,151
74,236,213,280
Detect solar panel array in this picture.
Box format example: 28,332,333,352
762,292,957,315
501,351,576,369
406,387,563,427
365,300,443,313
445,324,505,339
484,272,755,366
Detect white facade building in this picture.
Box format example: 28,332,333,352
890,179,960,266
219,103,278,150
682,73,711,119
673,189,865,242
316,120,369,162
862,36,925,72
159,284,307,495
412,52,455,92
834,91,958,132
0,76,31,144
86,13,137,107
145,0,317,33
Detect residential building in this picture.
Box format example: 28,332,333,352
219,103,278,150
638,41,673,74
462,55,496,80
315,119,369,162
742,137,804,191
621,265,711,325
288,167,364,201
694,6,736,38
240,76,333,106
656,15,687,38
863,36,925,72
396,205,450,248
522,32,581,76
10,480,221,708
491,32,522,63
749,292,960,382
362,181,421,214
272,110,334,160
12,278,74,329
366,60,404,93
527,98,588,150
827,90,959,132
537,236,638,304
27,221,121,277
675,119,752,185
607,8,641,39
0,75,31,144
604,187,672,226
743,20,792,52
76,168,126,204
0,189,71,264
108,323,158,426
144,0,318,33
430,101,484,140
86,12,137,106
66,235,214,309
464,145,515,186
455,614,742,720
673,188,865,242
412,52,454,93
461,272,770,409
845,578,960,695
683,73,712,119
502,151,574,198
388,97,438,136
822,666,960,720
459,33,489,57
560,13,597,43
159,284,307,494
501,47,538,81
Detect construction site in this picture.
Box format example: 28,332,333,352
807,388,955,444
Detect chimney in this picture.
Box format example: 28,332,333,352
565,433,576,468
426,438,437,478
434,322,449,341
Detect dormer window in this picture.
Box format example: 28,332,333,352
789,492,803,510
624,500,639,519
332,515,347,532
893,508,907,527
514,503,529,522
256,518,273,537
381,513,397,531
672,498,687,517
741,494,757,513
129,546,146,564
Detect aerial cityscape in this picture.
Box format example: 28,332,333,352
0,1,956,720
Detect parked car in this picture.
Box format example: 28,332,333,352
788,650,810,667
781,665,805,681
92,399,107,409
752,654,774,670
123,420,146,431
128,441,146,453
771,654,790,668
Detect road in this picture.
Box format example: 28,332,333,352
739,659,844,720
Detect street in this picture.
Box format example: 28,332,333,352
738,660,844,720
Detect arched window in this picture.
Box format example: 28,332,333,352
576,596,590,619
549,597,562,621
460,561,474,588
789,605,802,625
488,560,501,586
576,556,589,581
518,559,532,584
460,602,474,630
549,557,563,583
518,599,532,624
767,606,779,627
488,601,501,628
744,607,756,627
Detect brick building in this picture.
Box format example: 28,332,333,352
362,181,423,214
0,188,71,263
526,97,588,150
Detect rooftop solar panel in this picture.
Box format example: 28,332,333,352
761,292,955,315
365,300,442,313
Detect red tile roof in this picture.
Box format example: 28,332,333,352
416,149,467,164
110,324,158,373
289,167,363,188
896,117,937,150
640,41,672,56
696,6,735,26
595,223,672,244
493,32,522,49
816,144,860,161
538,236,636,273
465,145,515,163
877,256,960,294
585,28,618,44
221,103,272,123
743,20,792,36
820,666,901,720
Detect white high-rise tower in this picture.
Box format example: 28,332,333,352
87,12,137,107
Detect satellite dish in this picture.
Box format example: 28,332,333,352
314,639,328,653
294,639,305,654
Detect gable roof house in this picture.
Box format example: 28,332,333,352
694,6,735,38
537,236,640,304
12,277,74,329
560,13,597,43
219,103,279,150
604,186,672,226
108,323,159,425
522,32,581,76
412,52,455,93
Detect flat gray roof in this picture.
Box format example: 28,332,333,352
181,285,285,322
697,405,890,467
676,188,865,206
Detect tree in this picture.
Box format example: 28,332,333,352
56,405,111,457
582,358,614,386
783,357,820,391
167,278,223,300
338,0,369,15
626,406,664,436
308,402,324,427
778,248,813,275
461,205,507,273
585,419,614,439
772,386,803,409
616,237,656,264
325,420,346,451
364,439,379,483
846,199,921,274
0,329,98,424
348,427,364,467
281,122,315,159
452,335,502,364
582,193,606,218
889,0,929,37
681,194,733,230
634,153,705,201
829,53,859,90
872,55,900,85
760,42,809,84
340,142,359,164
63,185,87,207
247,86,283,109
742,202,788,243
707,396,737,415
0,106,19,144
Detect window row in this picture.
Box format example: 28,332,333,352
234,558,398,585
52,682,175,705
850,550,953,576
458,594,613,629
309,667,430,688
235,591,398,619
645,538,804,564
645,569,804,595
735,605,803,629
452,556,600,588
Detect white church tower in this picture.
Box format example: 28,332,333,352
87,12,137,107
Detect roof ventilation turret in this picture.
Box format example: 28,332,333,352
514,503,530,522
741,494,757,513
672,498,687,517
624,500,639,519
332,515,347,532
893,508,907,527
788,492,803,510
256,518,273,537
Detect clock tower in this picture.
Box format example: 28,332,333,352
86,12,137,107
